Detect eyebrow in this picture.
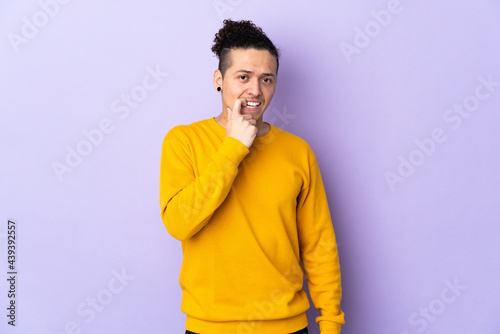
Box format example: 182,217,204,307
234,69,276,77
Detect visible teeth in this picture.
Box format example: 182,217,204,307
247,101,261,107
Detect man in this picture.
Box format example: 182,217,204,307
160,19,344,334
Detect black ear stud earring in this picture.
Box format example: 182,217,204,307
217,87,221,92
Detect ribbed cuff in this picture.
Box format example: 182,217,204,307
318,320,342,334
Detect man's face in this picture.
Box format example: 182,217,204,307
216,48,278,121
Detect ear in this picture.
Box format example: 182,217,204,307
213,69,222,91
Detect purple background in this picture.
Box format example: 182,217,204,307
1,0,499,333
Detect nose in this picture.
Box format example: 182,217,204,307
247,78,261,96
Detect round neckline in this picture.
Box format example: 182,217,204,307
209,117,277,142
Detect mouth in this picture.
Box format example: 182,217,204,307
243,100,262,110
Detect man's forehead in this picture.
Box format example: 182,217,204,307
228,48,278,74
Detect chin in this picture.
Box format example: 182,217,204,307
244,107,265,118
248,111,264,120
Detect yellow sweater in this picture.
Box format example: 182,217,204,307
160,118,344,334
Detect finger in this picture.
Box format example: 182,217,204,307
239,97,247,109
248,119,257,125
232,99,241,115
227,107,232,121
233,98,246,115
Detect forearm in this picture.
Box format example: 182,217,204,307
160,135,248,240
302,229,344,332
297,157,344,332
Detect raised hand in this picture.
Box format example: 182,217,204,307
225,98,258,148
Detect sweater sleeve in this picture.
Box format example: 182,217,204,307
159,127,249,241
296,154,345,334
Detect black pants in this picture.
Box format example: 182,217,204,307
185,327,308,334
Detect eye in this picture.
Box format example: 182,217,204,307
239,75,248,80
262,78,272,83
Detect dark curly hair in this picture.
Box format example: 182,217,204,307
212,19,280,77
